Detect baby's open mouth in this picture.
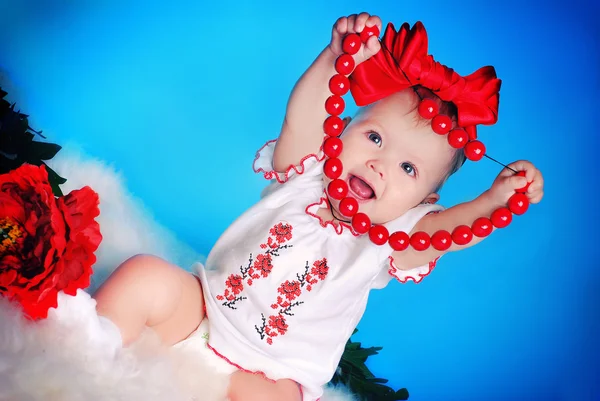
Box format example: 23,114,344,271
348,175,375,200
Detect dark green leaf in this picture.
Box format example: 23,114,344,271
43,163,66,197
332,330,409,401
28,141,62,160
396,388,409,400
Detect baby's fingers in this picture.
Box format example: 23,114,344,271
362,35,381,59
507,174,529,191
500,160,534,178
333,17,348,37
353,12,371,33
529,170,544,192
346,14,357,33
364,15,382,36
526,177,544,202
528,190,544,204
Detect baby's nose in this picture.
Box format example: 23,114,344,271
367,161,385,180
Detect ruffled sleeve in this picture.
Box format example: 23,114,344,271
253,140,325,184
387,254,440,284
371,204,445,288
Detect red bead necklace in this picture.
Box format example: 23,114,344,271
322,26,531,252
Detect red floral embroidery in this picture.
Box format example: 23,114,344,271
216,222,293,309
221,274,244,301
270,222,292,243
248,254,273,279
278,280,302,301
268,315,288,333
311,259,328,281
256,258,329,345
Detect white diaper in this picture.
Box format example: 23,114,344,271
173,317,237,376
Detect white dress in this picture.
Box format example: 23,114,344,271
192,140,444,401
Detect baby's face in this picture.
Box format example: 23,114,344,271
325,90,456,224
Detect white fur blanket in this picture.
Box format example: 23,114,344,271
0,147,357,401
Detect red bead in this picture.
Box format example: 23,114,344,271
464,140,486,161
431,230,452,251
418,98,438,119
432,114,452,135
360,25,380,43
335,54,355,75
472,217,493,237
352,212,371,234
329,74,350,96
339,197,358,217
389,231,410,251
323,158,343,179
515,171,531,193
323,137,343,158
328,179,348,200
491,207,513,228
508,193,529,215
324,115,344,136
410,231,431,251
342,33,361,55
452,225,473,246
447,129,468,149
325,95,345,116
369,225,389,246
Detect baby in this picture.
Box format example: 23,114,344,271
93,13,544,401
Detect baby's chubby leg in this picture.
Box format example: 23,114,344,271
93,254,204,346
94,254,302,401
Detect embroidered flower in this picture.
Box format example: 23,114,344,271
277,280,301,301
268,314,288,335
310,258,329,280
269,222,292,244
252,254,273,278
226,274,243,295
216,274,245,302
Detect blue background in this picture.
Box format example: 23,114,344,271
1,1,598,400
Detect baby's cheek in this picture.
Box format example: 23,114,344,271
377,197,410,223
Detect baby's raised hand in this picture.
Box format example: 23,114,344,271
329,13,382,65
489,160,545,206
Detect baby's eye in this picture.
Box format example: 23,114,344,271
401,162,416,177
367,132,382,147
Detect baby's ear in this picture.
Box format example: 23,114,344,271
422,193,440,205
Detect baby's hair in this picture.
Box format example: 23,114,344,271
410,86,467,192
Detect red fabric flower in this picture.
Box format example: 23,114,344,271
0,164,102,320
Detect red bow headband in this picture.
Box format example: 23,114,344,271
349,22,501,143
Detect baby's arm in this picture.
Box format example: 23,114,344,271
392,161,544,271
272,13,381,172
